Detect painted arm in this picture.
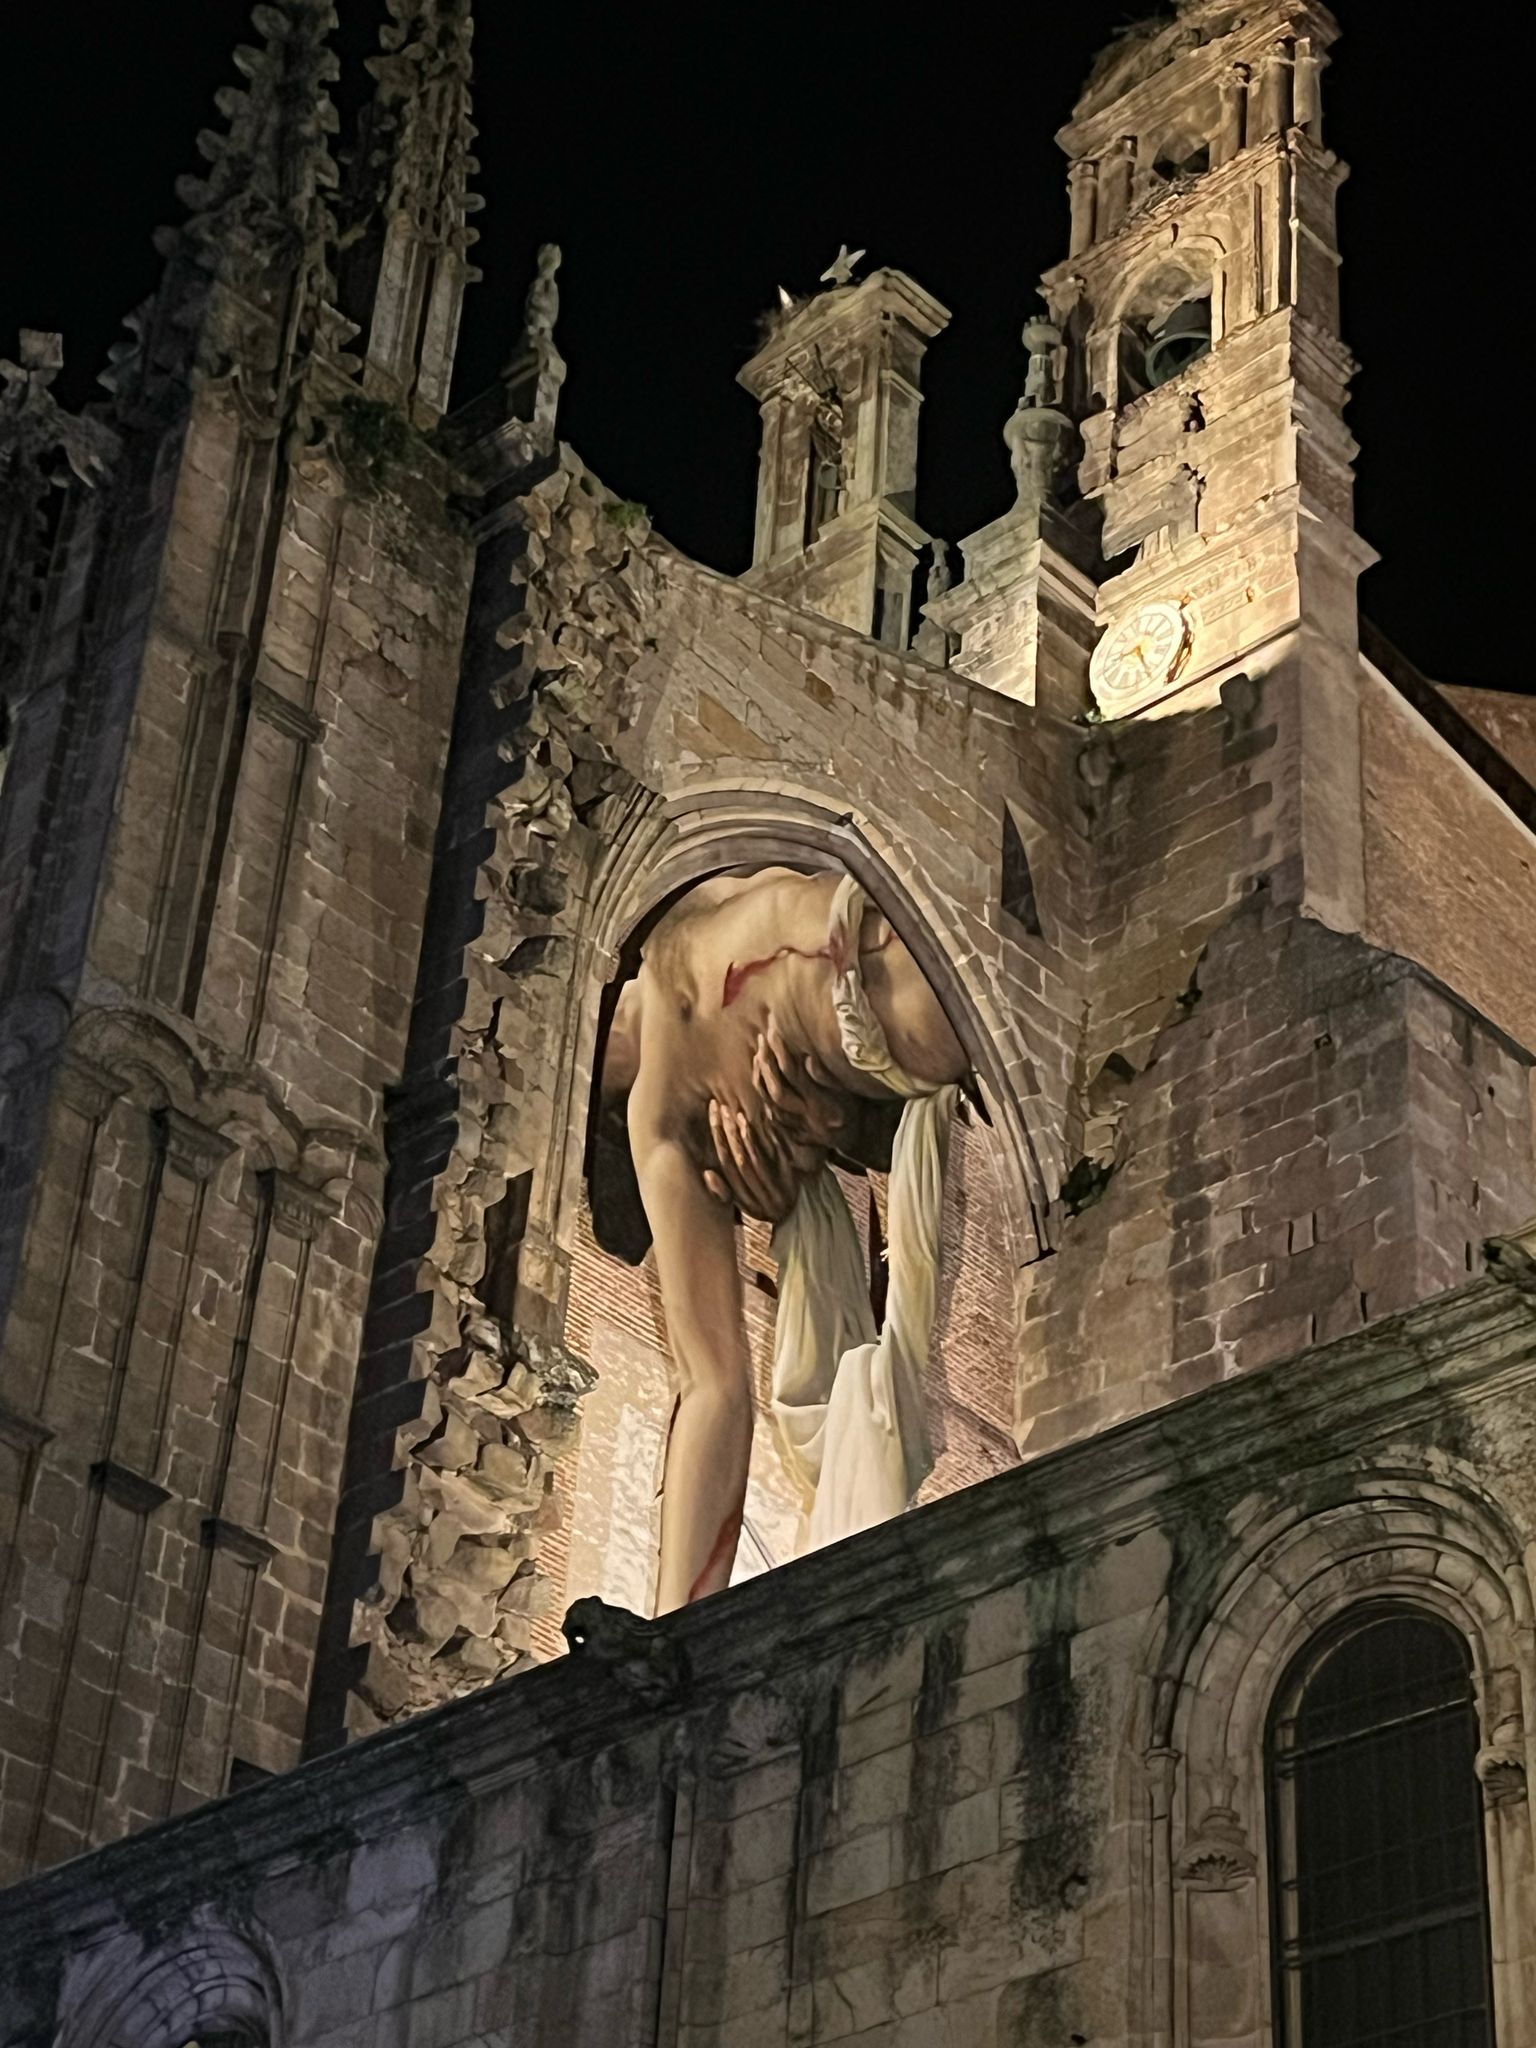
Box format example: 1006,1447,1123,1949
629,1062,756,1608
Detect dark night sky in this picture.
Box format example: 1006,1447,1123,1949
2,4,1523,689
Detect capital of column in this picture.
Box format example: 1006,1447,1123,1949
157,1106,238,1185
262,1167,341,1243
56,1053,121,1121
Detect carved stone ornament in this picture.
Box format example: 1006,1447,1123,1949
262,1168,341,1243
512,1328,599,1412
1174,1803,1258,1890
563,1595,689,1707
1475,1738,1528,1807
157,1107,238,1186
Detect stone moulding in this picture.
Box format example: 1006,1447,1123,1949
89,1462,173,1517
350,449,653,1726
1173,1802,1258,1889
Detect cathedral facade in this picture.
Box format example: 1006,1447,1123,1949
1,3,1534,2044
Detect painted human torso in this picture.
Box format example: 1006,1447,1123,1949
634,868,965,1168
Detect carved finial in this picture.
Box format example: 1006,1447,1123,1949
501,243,567,440
913,539,955,666
1,330,119,672
524,243,561,348
1022,316,1063,408
0,333,116,486
170,0,342,275
1004,313,1073,513
345,0,481,422
819,243,866,287
926,538,952,606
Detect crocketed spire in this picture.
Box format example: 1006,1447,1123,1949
173,0,341,293
340,0,482,425
100,2,344,414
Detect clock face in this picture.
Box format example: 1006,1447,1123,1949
1090,599,1193,714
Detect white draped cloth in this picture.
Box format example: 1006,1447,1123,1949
768,876,958,1551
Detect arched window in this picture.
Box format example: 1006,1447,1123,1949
1151,131,1211,182
1266,1608,1495,2048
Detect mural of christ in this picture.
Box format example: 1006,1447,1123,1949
593,865,969,1612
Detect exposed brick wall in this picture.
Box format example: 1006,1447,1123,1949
1439,686,1536,792
1017,891,1535,1455
1361,663,1536,1053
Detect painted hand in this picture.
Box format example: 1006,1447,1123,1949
752,1020,846,1156
703,1098,801,1223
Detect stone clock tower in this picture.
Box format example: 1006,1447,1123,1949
937,0,1367,926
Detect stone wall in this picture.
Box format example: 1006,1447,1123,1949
4,1244,1534,2048
0,364,473,1875
1441,686,1536,791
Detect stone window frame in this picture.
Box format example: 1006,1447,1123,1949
54,1916,281,2048
1131,1471,1535,2047
1148,127,1213,186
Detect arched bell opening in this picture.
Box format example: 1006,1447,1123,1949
1101,251,1220,412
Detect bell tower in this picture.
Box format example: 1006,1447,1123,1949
738,266,949,647
1061,0,1367,923
935,0,1369,929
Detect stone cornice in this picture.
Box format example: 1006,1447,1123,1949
3,1245,1532,1942
656,549,1030,740
0,1397,52,1455
201,1517,277,1567
1058,5,1342,151
737,269,951,399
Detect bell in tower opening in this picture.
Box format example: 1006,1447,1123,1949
1143,292,1213,389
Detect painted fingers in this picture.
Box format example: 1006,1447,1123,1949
704,1100,798,1222
752,1021,845,1147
